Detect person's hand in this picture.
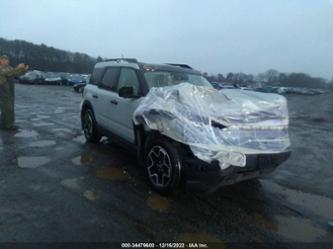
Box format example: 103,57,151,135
17,63,25,69
17,63,29,71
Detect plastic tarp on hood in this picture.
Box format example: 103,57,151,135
133,83,290,170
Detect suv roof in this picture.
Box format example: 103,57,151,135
94,58,201,75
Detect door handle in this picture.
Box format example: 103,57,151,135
110,100,118,105
92,94,98,99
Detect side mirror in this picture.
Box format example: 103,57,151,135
118,86,137,98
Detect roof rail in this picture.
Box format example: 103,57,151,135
166,63,192,69
104,58,138,63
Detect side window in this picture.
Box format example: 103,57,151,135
90,68,104,85
100,67,120,91
117,68,140,95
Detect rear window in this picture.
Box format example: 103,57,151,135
90,68,104,85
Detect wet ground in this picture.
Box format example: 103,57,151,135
0,85,332,246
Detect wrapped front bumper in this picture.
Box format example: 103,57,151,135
183,151,291,191
134,83,291,171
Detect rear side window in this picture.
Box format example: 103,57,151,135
101,67,120,90
90,68,104,85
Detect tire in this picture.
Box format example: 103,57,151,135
81,108,101,143
144,136,182,194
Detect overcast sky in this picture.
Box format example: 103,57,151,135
1,0,333,78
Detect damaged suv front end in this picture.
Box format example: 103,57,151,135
134,83,291,191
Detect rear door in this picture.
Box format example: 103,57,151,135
94,67,120,131
85,67,105,124
110,67,142,143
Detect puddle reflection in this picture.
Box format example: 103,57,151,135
60,178,81,190
73,135,86,144
32,122,54,127
72,153,95,166
14,130,39,138
17,156,50,168
83,190,102,201
29,140,56,147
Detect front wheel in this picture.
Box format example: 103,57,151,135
82,108,101,143
144,137,182,194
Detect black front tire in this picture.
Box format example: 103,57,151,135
144,136,182,195
82,108,101,143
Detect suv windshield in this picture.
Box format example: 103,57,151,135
144,70,212,89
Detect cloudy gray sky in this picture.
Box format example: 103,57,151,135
1,0,333,78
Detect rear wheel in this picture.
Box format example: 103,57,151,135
144,136,182,194
82,108,101,143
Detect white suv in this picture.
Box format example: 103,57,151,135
81,58,291,194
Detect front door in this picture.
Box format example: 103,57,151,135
110,67,142,143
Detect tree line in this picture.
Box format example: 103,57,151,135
0,37,103,74
203,69,333,89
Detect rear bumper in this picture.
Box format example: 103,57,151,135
183,151,291,192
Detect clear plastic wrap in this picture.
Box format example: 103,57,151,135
133,83,290,170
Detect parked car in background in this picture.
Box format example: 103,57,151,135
66,74,85,85
73,75,89,93
211,82,237,90
19,70,44,84
44,72,67,85
58,72,71,85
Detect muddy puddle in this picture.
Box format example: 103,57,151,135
72,153,95,166
95,167,128,181
60,178,81,191
17,156,50,168
29,140,56,148
71,156,81,166
14,130,39,138
276,216,328,242
83,190,102,201
146,194,170,212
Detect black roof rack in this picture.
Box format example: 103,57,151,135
104,58,138,63
166,63,192,69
